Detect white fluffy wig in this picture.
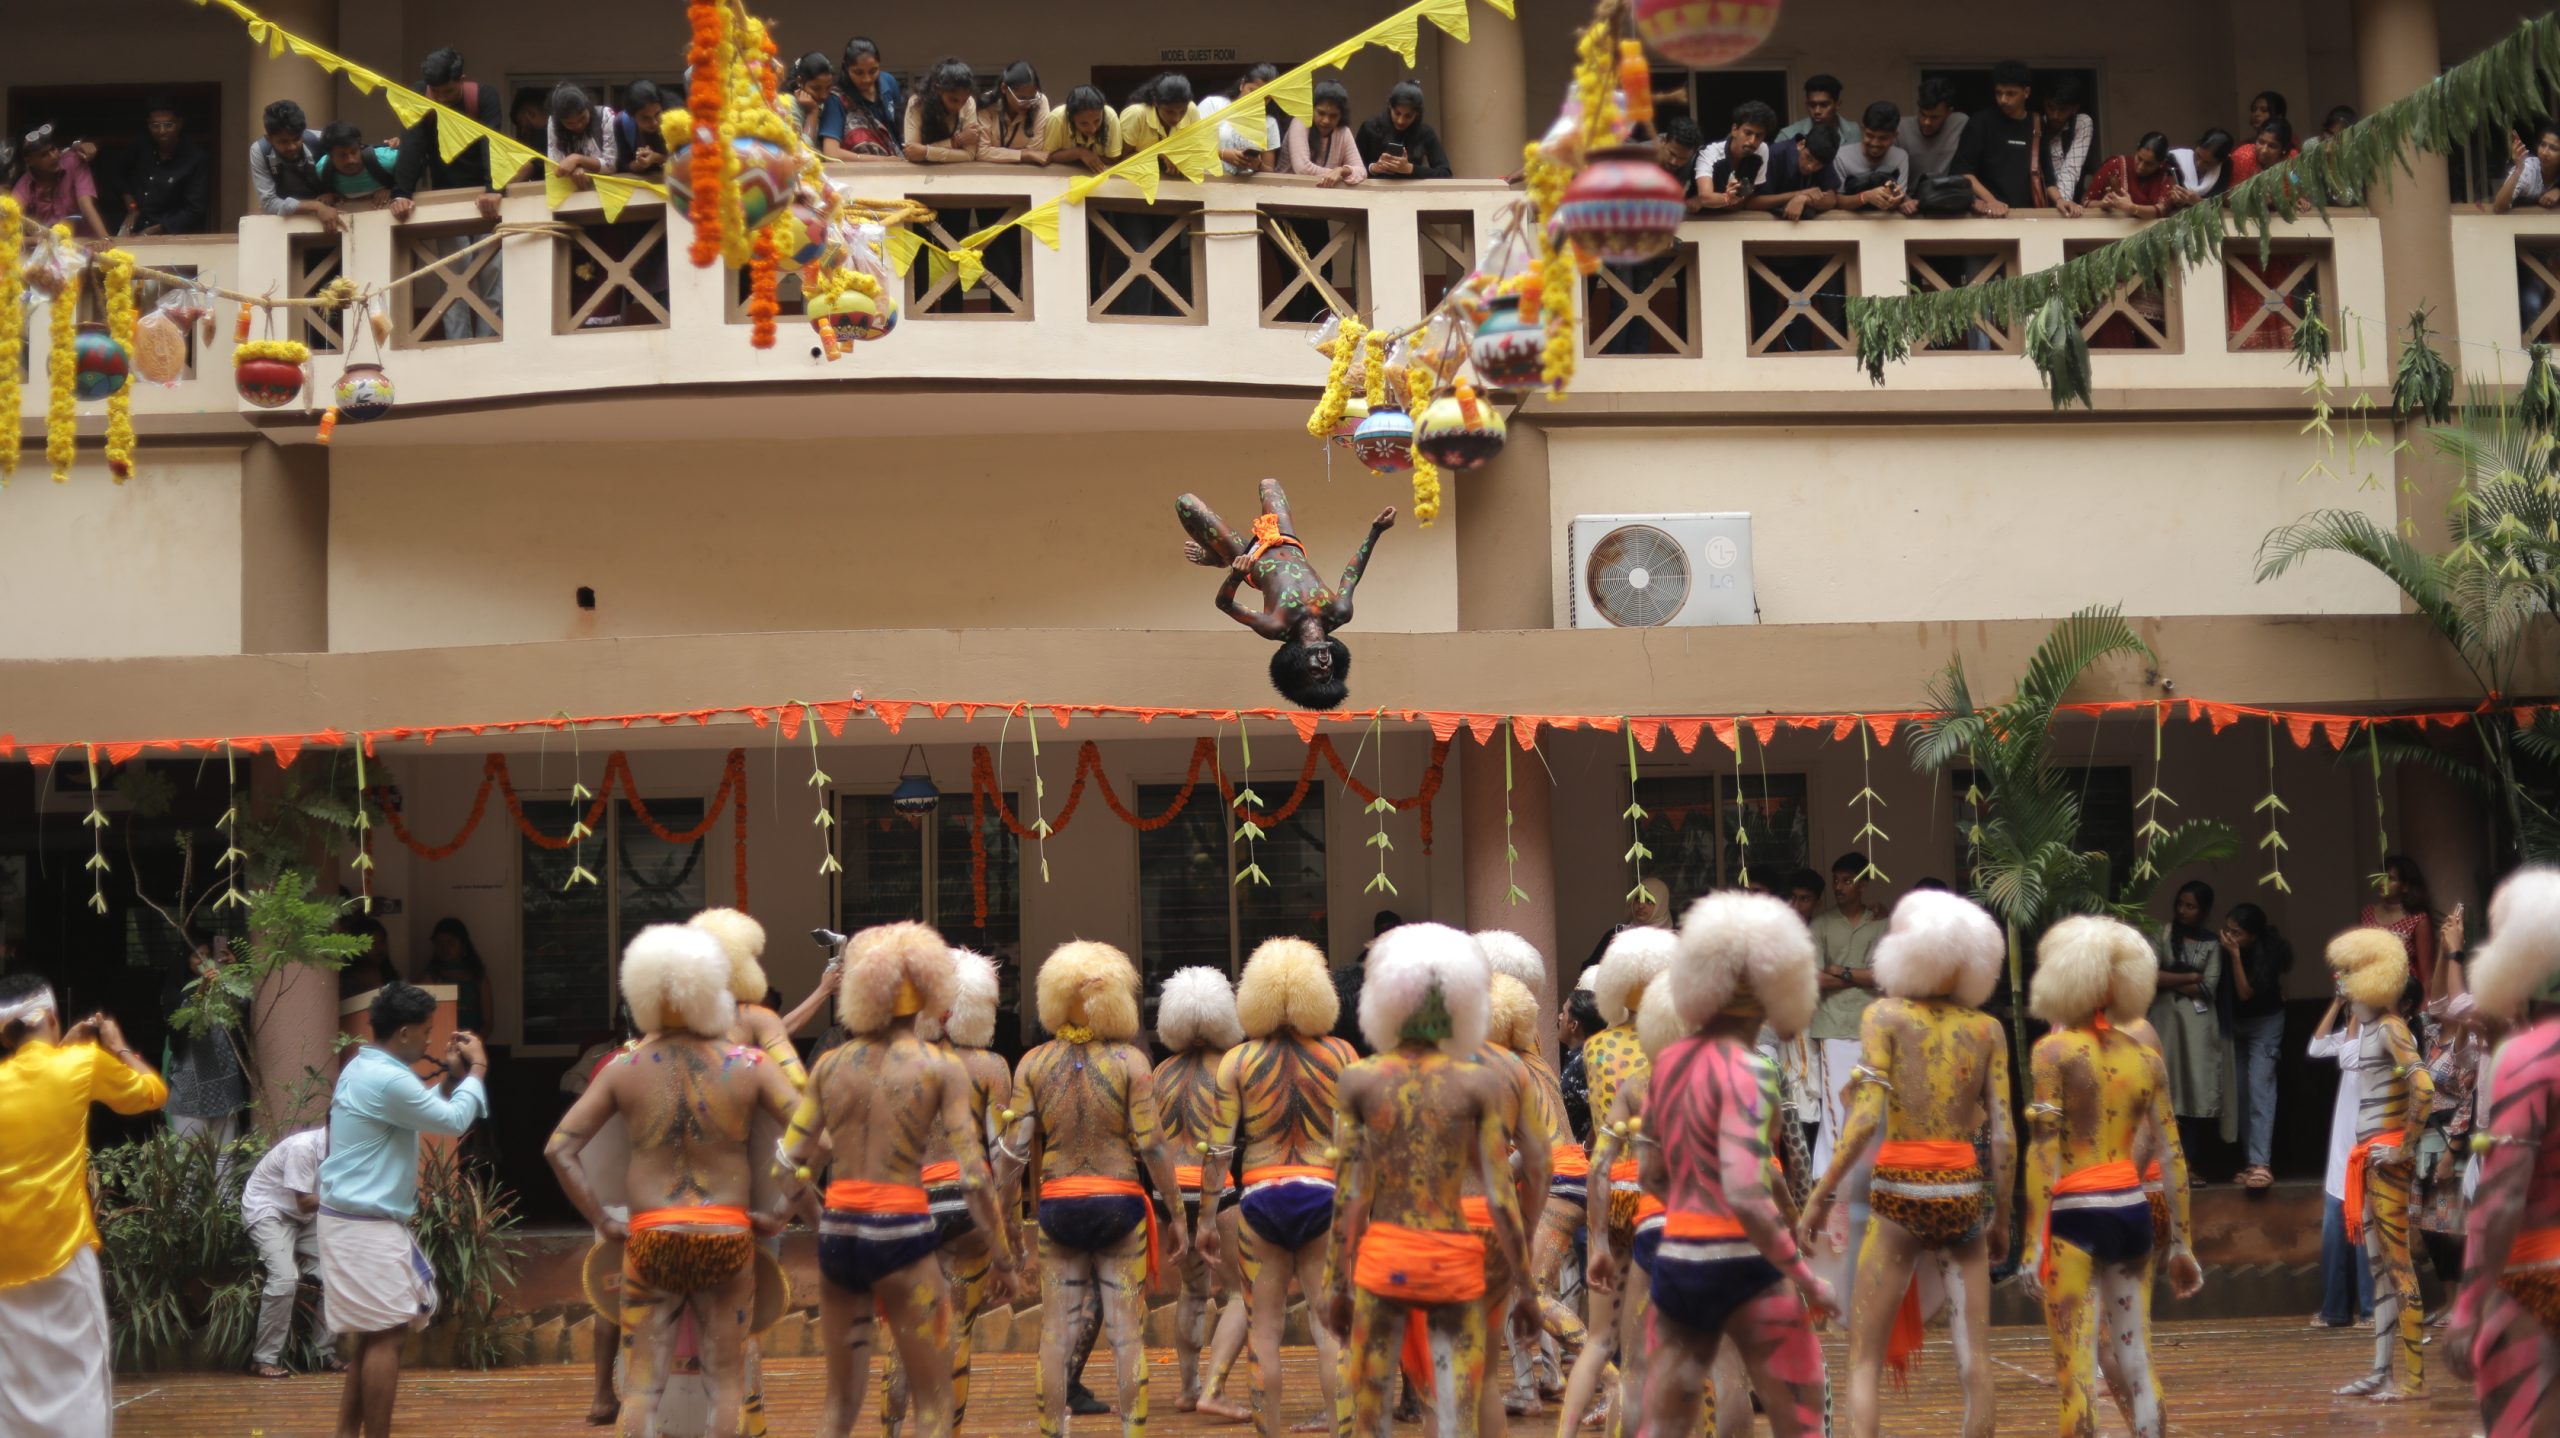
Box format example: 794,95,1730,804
1036,941,1142,1041
689,908,770,1005
621,924,738,1039
1670,891,1820,1039
1475,931,1548,997
1236,937,1340,1038
1873,890,2004,1007
1159,966,1245,1051
2030,916,2157,1027
836,921,956,1036
1360,922,1490,1055
1593,925,1678,1027
921,948,1000,1048
2327,927,2413,1012
1488,974,1539,1052
1636,976,1696,1060
2472,865,2560,1019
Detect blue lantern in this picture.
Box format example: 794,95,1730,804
891,745,939,823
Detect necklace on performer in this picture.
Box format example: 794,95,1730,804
1057,1024,1097,1044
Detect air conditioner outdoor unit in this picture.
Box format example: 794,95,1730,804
1566,513,1757,629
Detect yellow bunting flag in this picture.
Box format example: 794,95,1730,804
545,170,577,210
1125,159,1161,205
884,227,925,275
593,175,638,223
286,36,340,72
1164,123,1221,183
954,247,986,292
1263,67,1317,122
385,86,433,130
435,109,480,163
1421,0,1472,41
1019,203,1062,249
1066,174,1106,207
485,137,540,189
1369,12,1422,66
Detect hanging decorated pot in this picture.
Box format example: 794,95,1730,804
233,341,311,410
1556,144,1685,266
1332,394,1371,443
131,311,189,386
778,199,835,268
1471,295,1545,392
72,324,130,402
1633,0,1781,68
1415,388,1507,471
665,136,802,230
333,363,397,423
809,285,896,343
1350,405,1415,474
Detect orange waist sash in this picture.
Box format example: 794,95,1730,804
823,1181,929,1214
919,1161,962,1185
1633,1194,1667,1225
2342,1132,2406,1235
1242,1163,1334,1186
2140,1157,2164,1187
2509,1227,2560,1269
2053,1159,2141,1197
1609,1158,1641,1186
1042,1176,1161,1282
1174,1164,1230,1192
1551,1143,1590,1178
1461,1196,1494,1233
1663,1211,1743,1242
629,1204,751,1233
1354,1221,1487,1305
1876,1139,1978,1171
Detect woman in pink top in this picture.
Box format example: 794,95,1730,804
2360,854,2440,997
1285,81,1365,187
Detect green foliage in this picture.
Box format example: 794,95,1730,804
2024,295,2092,411
169,868,370,1039
2391,310,2457,425
411,1147,528,1370
93,1127,271,1372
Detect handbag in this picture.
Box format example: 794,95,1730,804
1911,175,1975,214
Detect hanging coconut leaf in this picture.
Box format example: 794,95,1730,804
2521,343,2560,434
2025,294,2093,411
2392,309,2456,425
2290,305,2332,376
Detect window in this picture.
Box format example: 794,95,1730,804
518,797,706,1051
1688,70,1788,136
2223,240,2332,353
1743,242,1857,355
1947,767,2135,897
835,794,1025,966
1135,783,1327,1014
1633,774,1811,914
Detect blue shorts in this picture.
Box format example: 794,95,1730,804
1239,1178,1336,1252
1039,1194,1148,1253
1630,1218,1664,1277
1551,1173,1589,1206
927,1182,976,1247
818,1208,941,1294
1646,1238,1784,1336
2049,1195,2154,1269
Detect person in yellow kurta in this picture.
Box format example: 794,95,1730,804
0,973,170,1438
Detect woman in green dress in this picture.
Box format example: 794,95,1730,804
2150,880,2228,1146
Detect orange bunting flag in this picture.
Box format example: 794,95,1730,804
2285,715,2317,748
2521,707,2540,729
1513,717,1542,751
1868,715,1899,746
1703,719,1737,754
818,700,861,736
778,704,805,741
1049,707,1076,729
1289,712,1320,743
2324,717,2357,749
104,741,144,766
270,735,304,768
25,744,62,769
1752,717,1778,746
864,701,903,735
1427,711,1464,742
2204,705,2241,734
1467,713,1500,745
1631,719,1661,752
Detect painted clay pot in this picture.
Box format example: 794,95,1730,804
131,312,189,385
808,287,897,344
665,136,802,229
779,200,833,268
1556,144,1685,266
1350,405,1415,474
333,363,397,423
72,324,130,402
1471,295,1545,391
1633,0,1781,68
234,356,307,410
1414,393,1507,471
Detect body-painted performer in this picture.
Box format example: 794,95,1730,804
2019,917,2201,1438
1153,966,1253,1419
0,975,167,1438
772,923,1013,1438
1176,475,1394,711
1462,973,1554,1438
994,942,1196,1438
547,926,801,1438
2326,927,2433,1400
1629,892,1835,1438
1554,926,1676,1438
1478,931,1577,1416
1208,937,1359,1437
2449,867,2560,1437
1325,923,1531,1438
1799,890,2013,1438
877,946,1014,1434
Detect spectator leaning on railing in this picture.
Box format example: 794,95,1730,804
784,54,835,148
2168,127,2235,207
1203,63,1282,176
10,124,109,238
317,123,400,209
1776,71,1858,151
1286,79,1366,187
1121,72,1204,181
904,57,983,164
389,47,516,222
1692,100,1775,212
1356,80,1452,180
1953,59,2040,219
1039,85,1123,173
2082,131,2178,220
819,37,902,163
980,61,1052,165
1899,76,1966,180
2041,76,2095,216
616,80,670,177
546,84,620,187
250,99,335,228
1835,100,1914,214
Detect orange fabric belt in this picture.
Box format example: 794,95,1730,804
1242,1163,1334,1186
1174,1165,1230,1192
1609,1159,1641,1186
919,1161,962,1185
2342,1132,2405,1236
1663,1211,1743,1242
2141,1158,2163,1186
824,1181,929,1214
629,1204,751,1233
2510,1226,2560,1268
2053,1159,2140,1197
1461,1196,1494,1233
1633,1194,1667,1225
1354,1221,1487,1305
1551,1143,1590,1178
1877,1139,1978,1170
1043,1176,1160,1282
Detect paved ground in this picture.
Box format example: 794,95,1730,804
116,1317,2482,1436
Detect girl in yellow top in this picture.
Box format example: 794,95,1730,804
0,975,168,1438
1040,87,1124,173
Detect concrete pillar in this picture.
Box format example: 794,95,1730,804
1462,737,1559,1059
240,435,329,654
247,760,348,1134
2352,0,2462,526
240,0,336,221
1441,2,1528,179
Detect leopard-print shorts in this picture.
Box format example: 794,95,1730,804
626,1227,755,1301
1869,1165,1986,1249
2501,1263,2560,1332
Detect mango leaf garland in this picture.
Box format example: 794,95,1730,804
2025,294,2093,411
1232,719,1270,889
84,746,111,915
2256,718,2292,894
1621,720,1653,904
2392,308,2457,425
1364,710,1398,897
1850,717,1890,883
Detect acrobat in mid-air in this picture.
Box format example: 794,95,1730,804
1176,477,1393,712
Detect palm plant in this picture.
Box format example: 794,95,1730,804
1910,605,2239,1080
2255,413,2560,867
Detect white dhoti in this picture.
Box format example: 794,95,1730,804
318,1210,438,1335
1811,1036,1875,1308
0,1247,116,1438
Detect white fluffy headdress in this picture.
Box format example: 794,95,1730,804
2472,865,2560,1019
689,908,770,1005
2327,928,2412,1012
1488,974,1539,1052
836,921,956,1036
1670,891,1820,1038
1159,966,1245,1051
1593,925,1677,1027
921,948,1000,1047
622,924,738,1039
1236,937,1340,1038
1636,976,1695,1059
1475,931,1548,996
2031,916,2156,1027
1360,922,1491,1055
1873,890,2004,1007
1036,941,1141,1041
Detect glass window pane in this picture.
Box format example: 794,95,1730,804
1138,783,1234,1010
936,793,1022,969
520,799,610,1048
1721,774,1810,890
618,797,708,933
838,794,927,932
1238,787,1327,957
1633,776,1719,915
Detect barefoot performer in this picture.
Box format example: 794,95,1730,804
1175,476,1394,711
2449,867,2560,1436
1465,972,1555,1438
995,942,1196,1438
548,927,800,1438
2105,1008,2199,1429
1153,967,1252,1420
2327,928,2433,1401
2020,918,2202,1438
1209,937,1360,1437
1799,890,2013,1438
1326,923,1529,1438
1478,934,1576,1416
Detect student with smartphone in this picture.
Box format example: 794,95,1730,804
1354,80,1451,180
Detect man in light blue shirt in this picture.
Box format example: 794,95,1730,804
317,981,487,1438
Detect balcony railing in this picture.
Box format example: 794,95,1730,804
16,172,2401,431
2452,211,2560,352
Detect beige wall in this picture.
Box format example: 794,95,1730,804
1545,424,2403,626
0,446,246,659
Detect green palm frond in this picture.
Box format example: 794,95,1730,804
2014,604,2151,716
2112,820,2242,917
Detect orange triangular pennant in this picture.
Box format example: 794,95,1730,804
2520,707,2540,730
1667,719,1706,753
2205,705,2240,734
748,708,772,728
1049,707,1074,729
778,705,806,740
1868,716,1899,746
2324,717,2356,749
271,735,304,768
1289,712,1320,743
1705,719,1737,754
1631,719,1661,752
0,735,12,759
819,700,862,736
25,743,61,768
864,701,903,735
1427,712,1463,742
2285,715,2316,748
929,702,952,719
1514,717,1541,751
1467,714,1500,745
104,741,144,766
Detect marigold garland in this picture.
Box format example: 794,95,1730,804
234,339,314,365
1306,315,1366,439
1405,361,1443,525
684,0,726,268
99,249,138,483
45,228,77,483
748,223,781,349
1523,149,1577,396
1361,329,1389,411
0,198,21,479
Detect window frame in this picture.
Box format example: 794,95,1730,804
513,791,710,1057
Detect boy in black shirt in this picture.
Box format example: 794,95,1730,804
1955,59,2039,216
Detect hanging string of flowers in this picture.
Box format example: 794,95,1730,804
214,739,248,914
795,701,841,876
2129,701,2178,888
747,224,781,349
1307,314,1366,439
561,720,598,890
1022,706,1055,884
1404,361,1444,524
0,198,22,480
682,0,726,267
46,228,77,483
349,738,376,913
99,249,138,482
1729,719,1754,889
